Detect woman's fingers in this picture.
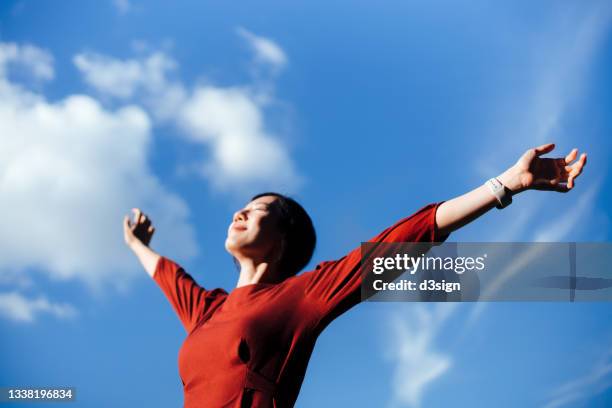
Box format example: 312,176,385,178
131,208,141,225
557,152,586,189
577,152,587,169
129,208,154,234
534,143,556,157
125,209,155,246
529,146,586,193
141,214,151,230
564,148,578,164
567,153,587,189
123,215,131,231
131,208,151,227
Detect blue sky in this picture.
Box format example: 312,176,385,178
0,1,611,407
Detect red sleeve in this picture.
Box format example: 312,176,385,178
153,257,227,333
302,201,450,328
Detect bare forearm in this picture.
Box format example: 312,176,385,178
129,240,161,278
435,167,524,237
435,143,588,236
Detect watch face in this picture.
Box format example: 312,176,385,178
500,191,512,207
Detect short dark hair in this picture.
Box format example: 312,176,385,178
251,192,316,278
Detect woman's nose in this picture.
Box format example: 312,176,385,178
233,210,247,222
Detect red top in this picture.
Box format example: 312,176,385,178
153,202,449,407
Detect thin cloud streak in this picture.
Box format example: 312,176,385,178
392,3,612,405
543,347,612,408
533,179,602,242
468,0,611,324
236,27,288,71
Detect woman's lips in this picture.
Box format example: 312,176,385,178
231,224,247,231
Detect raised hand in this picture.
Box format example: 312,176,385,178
507,143,587,193
123,208,155,247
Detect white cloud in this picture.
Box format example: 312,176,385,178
0,38,300,319
385,304,456,408
74,43,302,195
74,51,178,100
236,27,288,71
0,291,77,322
179,86,302,192
0,42,54,81
0,43,198,304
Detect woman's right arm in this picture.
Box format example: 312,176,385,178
123,208,227,332
123,208,159,278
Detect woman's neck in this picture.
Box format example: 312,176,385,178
235,257,280,287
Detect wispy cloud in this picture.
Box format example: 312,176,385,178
112,0,131,15
236,27,288,72
385,304,456,408
533,179,602,242
527,3,612,144
476,1,612,172
468,1,611,323
543,346,612,408
474,1,611,242
0,42,54,81
399,3,612,403
467,243,548,325
467,179,603,325
0,291,77,323
74,51,177,100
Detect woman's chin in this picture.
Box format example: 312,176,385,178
225,238,243,254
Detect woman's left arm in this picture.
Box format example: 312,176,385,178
435,143,588,237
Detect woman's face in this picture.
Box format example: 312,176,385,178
225,195,283,262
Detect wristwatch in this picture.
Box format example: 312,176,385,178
485,177,513,209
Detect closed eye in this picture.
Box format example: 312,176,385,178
241,206,269,214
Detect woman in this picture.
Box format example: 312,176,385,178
123,143,586,407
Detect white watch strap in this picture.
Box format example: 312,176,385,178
485,177,512,209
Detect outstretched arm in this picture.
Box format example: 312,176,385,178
435,143,588,237
123,209,225,332
123,208,159,277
